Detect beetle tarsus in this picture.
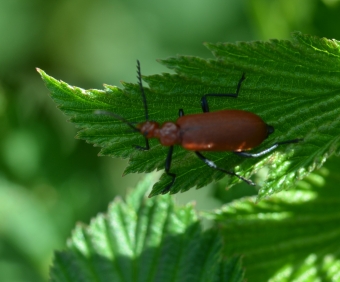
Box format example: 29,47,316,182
134,137,150,151
161,173,176,194
195,151,255,185
200,72,245,113
161,145,176,193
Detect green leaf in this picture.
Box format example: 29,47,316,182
49,174,244,282
209,156,340,281
38,32,340,198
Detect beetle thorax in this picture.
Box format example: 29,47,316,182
156,122,181,146
138,121,180,146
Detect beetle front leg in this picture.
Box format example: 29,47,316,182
161,145,176,194
160,108,186,193
135,137,150,151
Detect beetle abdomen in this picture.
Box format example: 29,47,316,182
177,110,269,151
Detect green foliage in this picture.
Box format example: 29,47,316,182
210,155,340,281
49,156,340,281
38,30,340,282
50,174,244,282
5,0,340,280
38,32,340,198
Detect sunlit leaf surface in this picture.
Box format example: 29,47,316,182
211,156,340,281
49,175,244,282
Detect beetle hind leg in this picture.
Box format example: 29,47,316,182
235,138,303,158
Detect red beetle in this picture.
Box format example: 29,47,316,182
97,61,301,194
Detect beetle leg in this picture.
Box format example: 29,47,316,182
195,151,255,185
135,138,150,151
201,73,245,112
161,109,185,193
235,138,303,158
161,145,176,194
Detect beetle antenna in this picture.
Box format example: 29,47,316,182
94,110,140,132
136,60,149,121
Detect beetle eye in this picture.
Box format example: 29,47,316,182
267,125,274,135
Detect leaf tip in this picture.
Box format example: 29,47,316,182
148,190,158,198
156,58,167,66
36,68,50,83
36,68,46,77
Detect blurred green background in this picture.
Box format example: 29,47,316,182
1,0,340,280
